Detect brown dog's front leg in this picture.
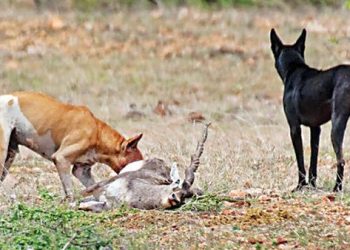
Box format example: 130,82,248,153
53,154,74,200
52,141,88,200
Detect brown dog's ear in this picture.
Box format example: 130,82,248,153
293,28,307,57
122,133,143,150
270,28,283,58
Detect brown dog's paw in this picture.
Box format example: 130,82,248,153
60,195,74,204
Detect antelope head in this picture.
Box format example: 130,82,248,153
163,123,210,209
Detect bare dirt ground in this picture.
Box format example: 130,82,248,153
1,5,350,249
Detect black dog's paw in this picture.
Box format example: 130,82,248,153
333,184,343,192
291,182,309,193
309,179,317,189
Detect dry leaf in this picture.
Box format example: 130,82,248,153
321,194,335,204
187,111,205,122
258,195,272,202
48,16,65,30
229,189,247,199
247,236,264,244
243,181,252,188
276,236,288,245
154,100,172,117
222,209,236,216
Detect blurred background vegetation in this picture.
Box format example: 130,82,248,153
2,0,350,11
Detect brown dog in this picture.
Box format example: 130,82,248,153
0,91,143,199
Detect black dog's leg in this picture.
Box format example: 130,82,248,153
309,126,321,188
290,125,307,191
331,115,348,192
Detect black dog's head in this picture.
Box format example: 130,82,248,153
270,28,307,80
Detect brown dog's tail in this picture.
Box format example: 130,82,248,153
80,175,119,197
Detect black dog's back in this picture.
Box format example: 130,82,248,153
292,65,350,126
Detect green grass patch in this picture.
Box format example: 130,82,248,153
0,190,231,249
178,193,229,212
0,200,133,249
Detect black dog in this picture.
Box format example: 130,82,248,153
270,28,350,192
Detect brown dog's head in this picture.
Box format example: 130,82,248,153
101,133,143,173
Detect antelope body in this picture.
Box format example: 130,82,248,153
79,123,210,211
0,92,143,199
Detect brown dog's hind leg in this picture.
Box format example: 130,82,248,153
1,129,18,181
1,148,17,181
0,125,12,181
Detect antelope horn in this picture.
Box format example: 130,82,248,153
182,122,211,190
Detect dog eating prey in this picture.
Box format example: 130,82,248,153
0,91,143,199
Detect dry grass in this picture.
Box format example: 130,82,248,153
1,5,350,249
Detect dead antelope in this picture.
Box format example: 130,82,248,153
0,92,143,200
79,123,210,211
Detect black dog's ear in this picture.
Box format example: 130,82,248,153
270,28,283,58
293,29,306,57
